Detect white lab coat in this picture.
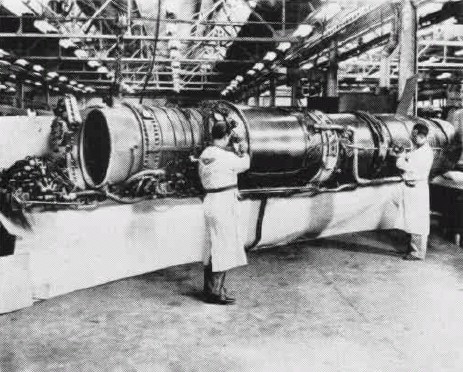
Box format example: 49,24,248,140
199,146,250,272
396,143,434,235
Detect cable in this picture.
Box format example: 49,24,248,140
139,0,162,104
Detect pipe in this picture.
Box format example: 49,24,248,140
269,78,276,107
398,0,417,113
102,188,153,205
291,84,298,107
379,3,400,89
125,169,165,184
245,197,268,252
326,39,338,98
240,183,358,197
254,90,260,107
348,126,402,186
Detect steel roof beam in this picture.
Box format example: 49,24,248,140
0,33,296,43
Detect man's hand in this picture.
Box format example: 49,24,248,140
389,144,404,157
233,141,248,157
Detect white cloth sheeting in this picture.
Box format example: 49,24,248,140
2,185,403,306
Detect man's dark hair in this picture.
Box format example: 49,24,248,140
211,121,230,140
413,123,429,136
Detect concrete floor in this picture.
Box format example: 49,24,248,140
1,230,463,372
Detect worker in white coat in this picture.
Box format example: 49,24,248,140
199,121,250,304
450,107,463,170
396,123,434,260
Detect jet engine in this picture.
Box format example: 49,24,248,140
78,101,459,197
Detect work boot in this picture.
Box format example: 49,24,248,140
204,271,235,305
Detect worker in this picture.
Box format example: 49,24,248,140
396,122,434,260
450,107,463,170
198,120,250,305
49,99,70,154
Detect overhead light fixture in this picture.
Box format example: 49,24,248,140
301,62,314,70
58,76,68,82
77,83,84,89
34,81,42,87
74,49,89,59
47,71,59,79
0,60,12,67
97,66,109,74
437,72,452,79
263,51,277,62
88,60,101,68
32,64,44,72
247,69,256,76
52,86,60,92
24,79,33,85
455,49,463,56
59,39,77,49
253,62,265,71
14,59,29,67
7,86,16,93
69,80,77,86
8,74,16,80
235,75,244,83
293,24,314,38
200,63,212,71
276,42,291,52
248,0,257,8
33,20,59,33
423,56,440,64
0,83,7,90
0,49,10,57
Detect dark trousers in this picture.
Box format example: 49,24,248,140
203,260,227,297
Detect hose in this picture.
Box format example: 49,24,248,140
103,190,153,205
348,126,402,186
125,169,165,184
